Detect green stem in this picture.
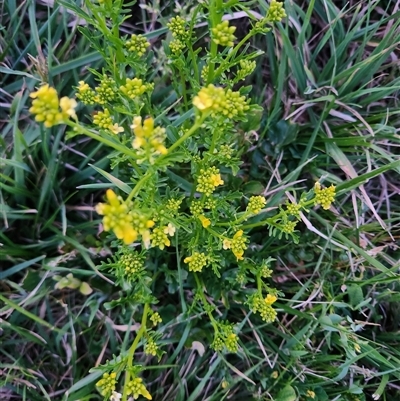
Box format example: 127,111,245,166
122,303,150,401
205,226,225,240
212,31,254,80
194,274,217,327
208,124,219,154
67,121,139,160
156,113,208,163
180,69,188,110
188,5,202,81
207,0,223,84
126,171,152,202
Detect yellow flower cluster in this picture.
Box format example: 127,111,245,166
96,189,154,245
247,195,266,214
120,251,144,278
126,377,152,400
120,78,153,100
200,65,209,83
92,109,124,134
236,59,256,81
286,201,301,217
267,0,287,23
223,230,247,260
225,333,239,353
167,16,187,39
212,324,238,353
166,198,182,215
131,116,168,163
190,200,204,216
314,182,336,210
93,108,112,128
260,264,273,278
169,39,186,55
196,167,224,196
184,252,208,272
150,311,162,326
219,144,233,160
94,75,117,104
150,225,174,250
96,372,117,397
144,338,158,356
192,84,250,120
281,220,297,234
125,34,150,56
29,84,77,128
76,81,96,105
249,293,277,323
211,20,236,47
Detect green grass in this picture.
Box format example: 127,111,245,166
1,0,400,400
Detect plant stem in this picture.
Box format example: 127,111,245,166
157,113,208,161
122,303,150,401
207,0,223,84
213,31,254,80
126,171,152,202
67,121,139,160
194,274,217,327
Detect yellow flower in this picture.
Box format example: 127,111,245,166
314,181,336,210
212,20,236,47
184,252,208,272
29,84,77,128
192,84,223,111
264,294,277,305
163,223,176,236
192,84,249,120
96,372,117,397
142,229,152,249
223,239,231,250
96,189,154,245
247,196,266,214
199,215,211,228
196,167,224,196
306,390,316,399
231,230,247,260
109,123,124,134
210,173,224,187
131,116,168,162
59,96,77,119
151,226,171,250
126,377,152,400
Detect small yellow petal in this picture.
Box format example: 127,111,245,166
265,294,277,305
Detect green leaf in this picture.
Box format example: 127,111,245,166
276,385,297,401
267,120,299,148
89,164,131,194
347,284,364,308
239,104,263,132
79,282,93,296
243,180,264,195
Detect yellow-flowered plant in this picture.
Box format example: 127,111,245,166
29,84,77,127
26,1,339,400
